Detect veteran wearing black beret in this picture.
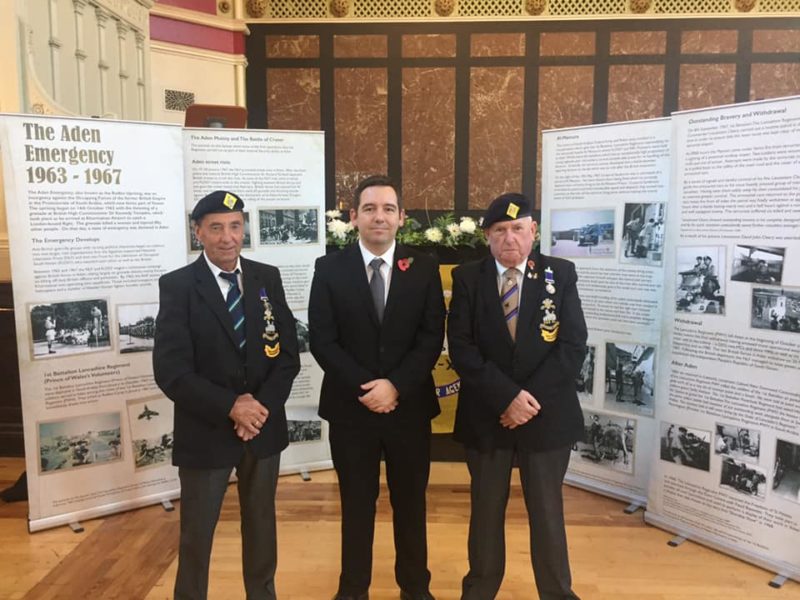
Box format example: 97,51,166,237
447,192,587,600
154,190,300,599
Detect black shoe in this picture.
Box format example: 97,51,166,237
332,593,368,600
0,471,27,502
400,591,436,600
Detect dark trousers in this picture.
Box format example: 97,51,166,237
175,448,280,600
462,445,580,600
329,420,432,596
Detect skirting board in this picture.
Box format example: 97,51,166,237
645,511,799,582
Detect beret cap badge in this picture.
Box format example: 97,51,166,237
223,193,238,210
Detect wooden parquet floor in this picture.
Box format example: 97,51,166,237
0,458,796,600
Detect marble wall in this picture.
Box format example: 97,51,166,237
254,21,800,211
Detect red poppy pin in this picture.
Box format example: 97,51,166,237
527,259,535,270
397,257,414,272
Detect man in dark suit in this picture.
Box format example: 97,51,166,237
309,175,445,600
448,193,587,600
153,190,300,600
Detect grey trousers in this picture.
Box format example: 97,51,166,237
462,445,580,600
174,448,280,600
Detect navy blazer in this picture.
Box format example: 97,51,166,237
308,243,445,427
153,255,300,468
447,250,587,452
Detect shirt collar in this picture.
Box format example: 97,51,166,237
495,257,527,279
203,251,242,279
358,239,396,269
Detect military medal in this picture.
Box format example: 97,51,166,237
260,287,280,358
544,267,555,294
539,297,559,343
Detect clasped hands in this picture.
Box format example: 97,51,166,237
359,378,399,413
229,393,269,441
499,389,541,429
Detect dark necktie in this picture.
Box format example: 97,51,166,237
369,257,385,323
219,270,246,353
502,268,519,341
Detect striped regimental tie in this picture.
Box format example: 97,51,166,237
502,268,520,341
219,270,246,353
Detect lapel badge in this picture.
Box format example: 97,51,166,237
544,266,555,294
526,259,535,279
397,257,413,272
260,287,280,358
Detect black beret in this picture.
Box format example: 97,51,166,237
480,192,532,229
191,190,245,222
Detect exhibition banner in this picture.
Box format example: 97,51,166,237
182,128,329,474
0,115,186,531
645,96,800,580
0,115,329,531
541,118,672,505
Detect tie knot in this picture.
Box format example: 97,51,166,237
219,270,239,285
370,258,384,271
504,268,518,283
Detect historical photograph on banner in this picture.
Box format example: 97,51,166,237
603,342,656,417
126,396,174,470
38,412,123,474
572,409,636,475
550,208,616,259
116,303,157,354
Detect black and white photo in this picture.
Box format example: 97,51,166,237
714,423,760,462
720,458,767,499
549,208,615,258
295,315,310,354
259,207,319,245
38,412,122,474
751,286,800,333
773,439,800,505
731,244,784,285
117,303,158,354
127,397,174,469
620,202,666,266
603,342,656,417
576,345,595,405
29,299,111,359
675,246,726,315
572,410,635,474
287,419,323,443
659,421,710,472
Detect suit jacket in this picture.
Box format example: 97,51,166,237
153,255,300,468
447,250,587,452
308,243,445,427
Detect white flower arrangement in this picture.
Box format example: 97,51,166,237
325,211,487,249
424,227,444,243
459,216,477,234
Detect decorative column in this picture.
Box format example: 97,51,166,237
47,0,61,101
116,20,129,119
134,31,147,120
72,0,88,113
95,6,109,116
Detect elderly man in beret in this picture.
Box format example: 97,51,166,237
447,193,587,600
153,190,300,600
